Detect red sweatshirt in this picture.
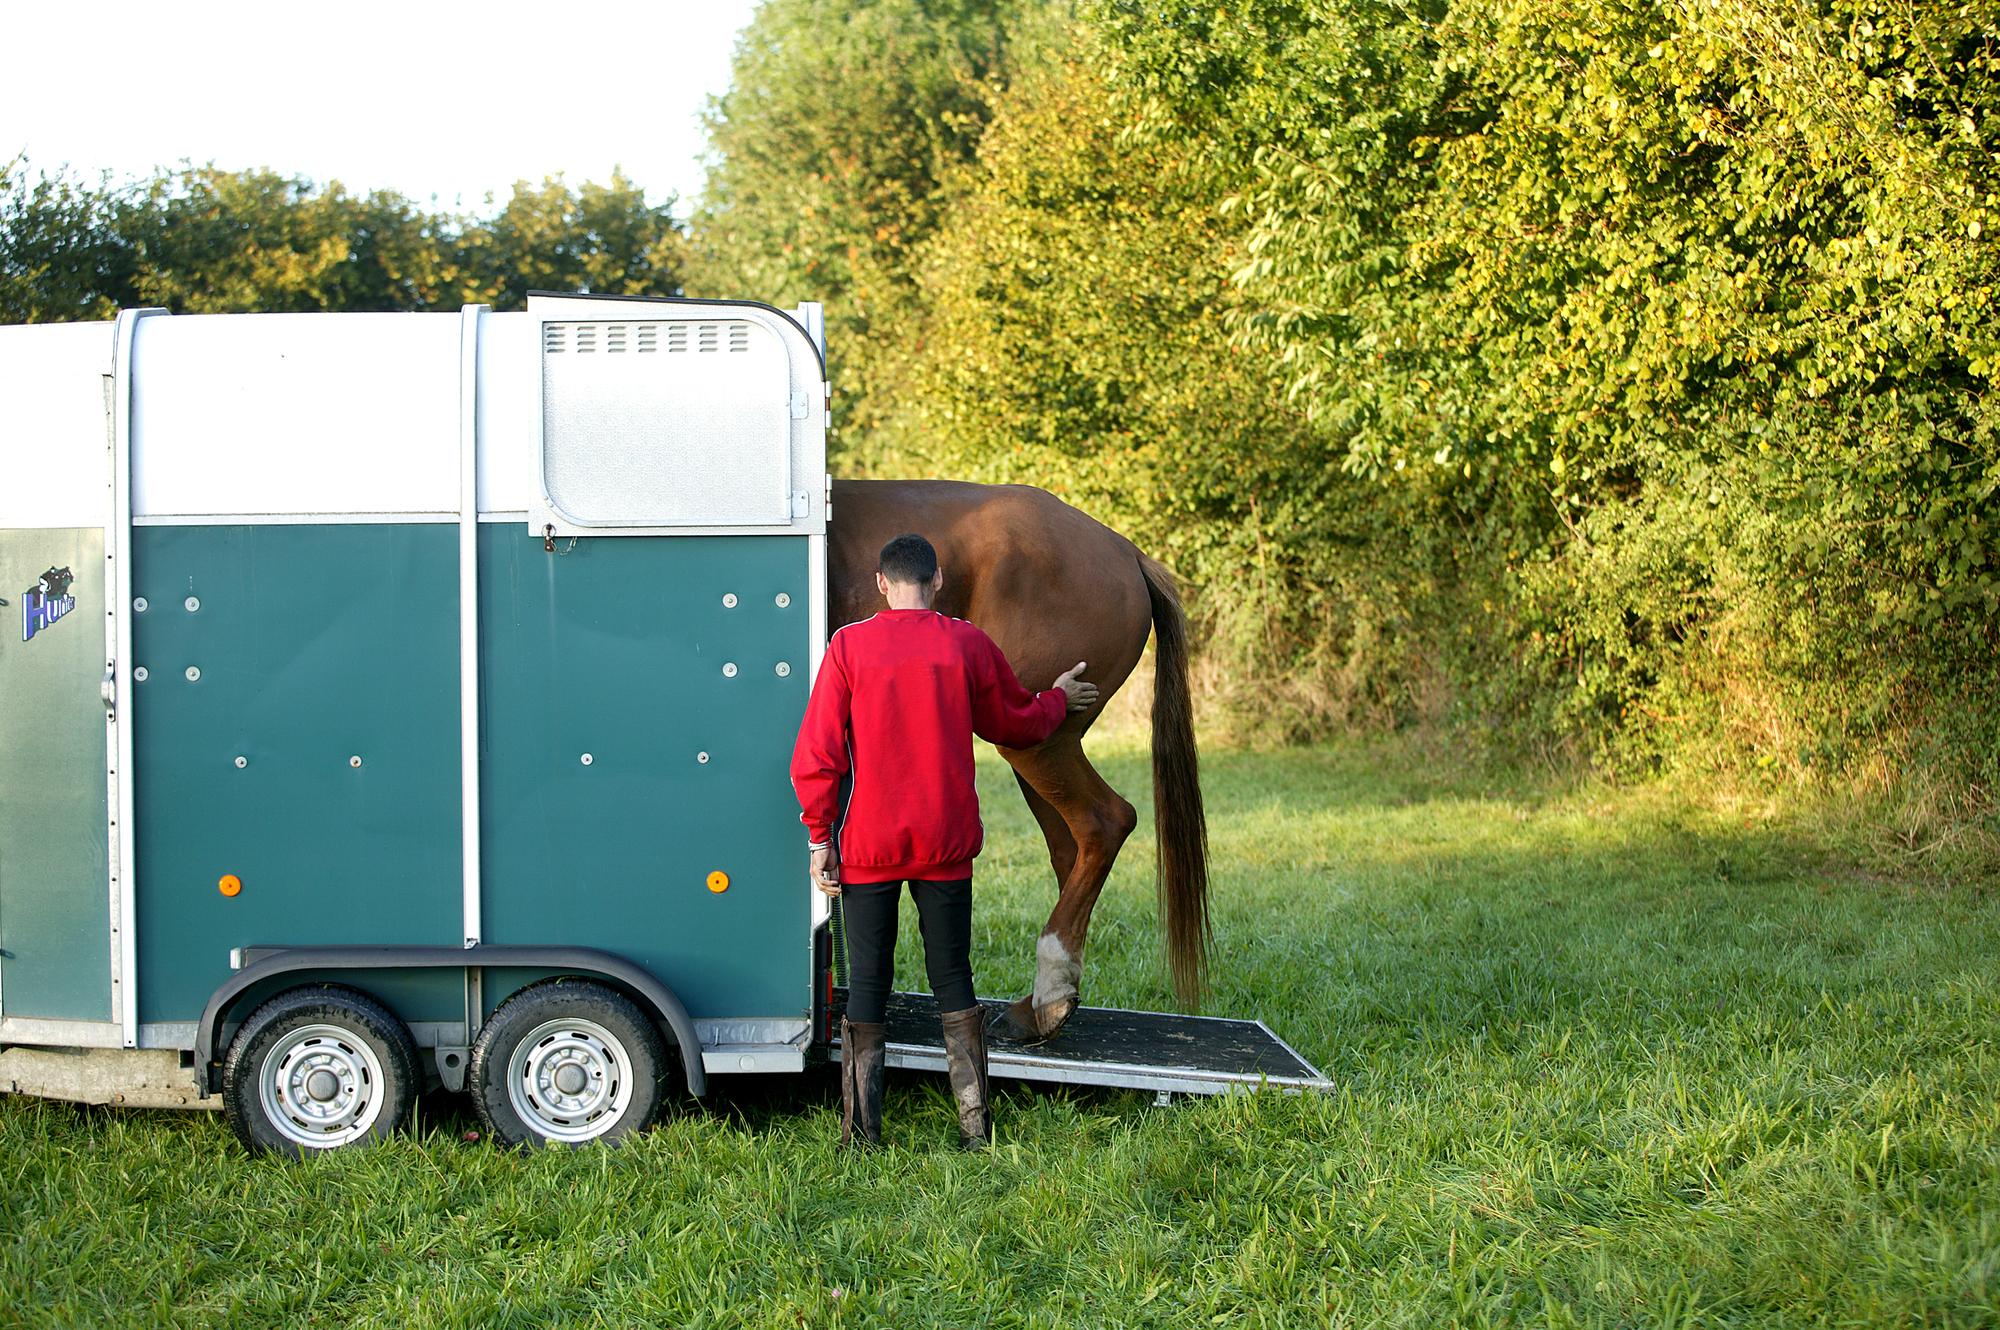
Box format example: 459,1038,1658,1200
790,610,1068,883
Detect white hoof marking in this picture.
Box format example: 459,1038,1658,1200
1032,933,1082,1011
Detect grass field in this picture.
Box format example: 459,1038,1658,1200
3,739,1997,1327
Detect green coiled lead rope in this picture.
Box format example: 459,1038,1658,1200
829,894,849,989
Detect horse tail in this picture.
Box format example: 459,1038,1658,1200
1139,553,1210,1008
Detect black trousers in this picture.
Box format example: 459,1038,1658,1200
841,878,975,1025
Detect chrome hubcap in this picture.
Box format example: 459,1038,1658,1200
259,1023,384,1148
505,1017,632,1144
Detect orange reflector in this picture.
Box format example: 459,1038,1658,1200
218,874,242,897
706,871,730,893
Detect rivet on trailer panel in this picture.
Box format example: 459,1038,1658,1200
775,592,791,608
580,753,593,766
235,756,247,769
775,662,791,677
697,751,710,764
218,875,241,897
134,666,148,681
350,755,362,768
184,666,201,682
133,597,147,612
722,593,737,608
707,871,730,893
722,662,738,678
184,597,199,612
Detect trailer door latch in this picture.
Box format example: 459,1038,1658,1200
101,664,115,717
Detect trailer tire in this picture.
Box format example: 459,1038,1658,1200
470,979,666,1149
223,985,421,1156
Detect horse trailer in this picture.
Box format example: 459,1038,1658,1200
0,295,1327,1154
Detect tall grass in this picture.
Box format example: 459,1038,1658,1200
2,739,1995,1326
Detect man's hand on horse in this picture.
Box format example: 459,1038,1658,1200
810,844,841,897
1054,661,1100,714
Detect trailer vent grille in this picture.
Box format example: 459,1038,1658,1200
544,321,755,355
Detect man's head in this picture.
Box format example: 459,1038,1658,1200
879,533,938,586
877,533,943,608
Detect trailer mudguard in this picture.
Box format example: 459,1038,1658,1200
194,944,708,1098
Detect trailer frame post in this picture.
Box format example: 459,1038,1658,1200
109,306,165,1049
458,304,487,950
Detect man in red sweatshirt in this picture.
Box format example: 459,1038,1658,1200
791,532,1097,1150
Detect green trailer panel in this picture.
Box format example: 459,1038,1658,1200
0,528,111,1023
130,523,462,1025
478,526,813,1021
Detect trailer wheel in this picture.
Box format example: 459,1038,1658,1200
223,985,421,1156
470,980,666,1148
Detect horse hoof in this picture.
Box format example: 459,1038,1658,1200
1035,996,1078,1040
987,999,1042,1042
988,995,1081,1044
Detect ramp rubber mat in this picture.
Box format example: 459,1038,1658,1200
833,990,1330,1098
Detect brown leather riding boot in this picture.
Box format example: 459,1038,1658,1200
940,1006,992,1151
840,1018,886,1148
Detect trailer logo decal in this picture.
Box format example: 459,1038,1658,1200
22,566,75,642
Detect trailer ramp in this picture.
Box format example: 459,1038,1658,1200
835,991,1330,1099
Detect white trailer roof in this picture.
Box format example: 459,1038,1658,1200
0,302,828,533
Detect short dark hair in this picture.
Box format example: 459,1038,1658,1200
878,533,939,586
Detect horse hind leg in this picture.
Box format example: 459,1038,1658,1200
1013,769,1079,887
994,737,1138,1041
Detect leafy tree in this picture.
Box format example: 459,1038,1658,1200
0,165,685,321
0,158,121,322
689,0,1055,463
465,170,685,309
113,167,468,313
1094,0,1999,769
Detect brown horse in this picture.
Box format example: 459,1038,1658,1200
827,479,1210,1039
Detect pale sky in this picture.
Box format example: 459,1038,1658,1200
3,0,764,216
